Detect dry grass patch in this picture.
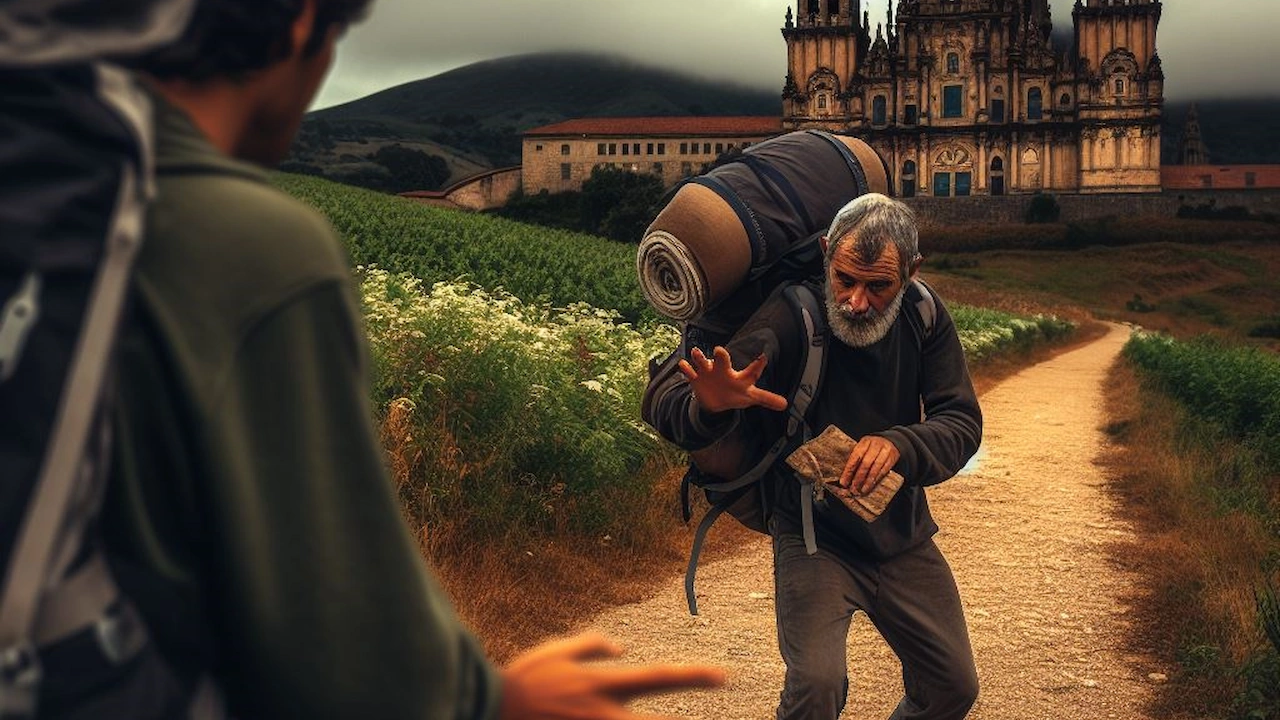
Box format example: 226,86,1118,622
1100,359,1280,718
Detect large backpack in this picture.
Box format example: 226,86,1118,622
635,130,936,614
0,7,225,716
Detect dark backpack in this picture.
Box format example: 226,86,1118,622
0,60,223,718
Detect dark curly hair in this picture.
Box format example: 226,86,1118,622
129,0,373,81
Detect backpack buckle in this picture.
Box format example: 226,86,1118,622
0,641,41,717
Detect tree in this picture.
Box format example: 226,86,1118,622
580,167,664,243
371,144,451,193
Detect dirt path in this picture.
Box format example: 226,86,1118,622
584,323,1174,719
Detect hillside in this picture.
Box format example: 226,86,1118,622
284,52,778,189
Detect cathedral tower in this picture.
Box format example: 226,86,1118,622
1072,0,1164,192
781,0,870,122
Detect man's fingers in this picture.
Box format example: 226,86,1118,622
677,359,697,382
858,446,891,493
740,354,767,383
712,345,733,371
512,633,622,667
593,664,726,699
689,347,711,373
748,386,788,412
840,443,868,488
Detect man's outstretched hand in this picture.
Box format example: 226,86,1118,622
499,633,725,720
677,346,788,414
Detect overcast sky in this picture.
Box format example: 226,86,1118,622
314,1,1278,110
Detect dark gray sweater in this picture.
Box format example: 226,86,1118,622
650,281,983,560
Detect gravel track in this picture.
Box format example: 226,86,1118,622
582,323,1175,719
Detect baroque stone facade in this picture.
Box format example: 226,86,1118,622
781,0,1164,195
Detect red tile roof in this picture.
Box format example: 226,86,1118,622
524,116,783,138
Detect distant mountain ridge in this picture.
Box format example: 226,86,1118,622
314,51,779,133
285,52,1278,193
285,52,779,190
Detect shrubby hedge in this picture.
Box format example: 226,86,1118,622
1124,332,1280,466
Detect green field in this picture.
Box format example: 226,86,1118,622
278,171,1079,545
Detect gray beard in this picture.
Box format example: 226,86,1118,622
825,285,905,348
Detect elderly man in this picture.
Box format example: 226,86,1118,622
651,193,982,720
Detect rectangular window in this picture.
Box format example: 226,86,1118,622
942,85,963,118
680,142,688,154
990,99,1005,123
955,172,972,197
715,143,724,154
560,144,570,156
535,144,543,151
633,143,641,155
560,163,571,180
933,172,952,197
622,144,630,156
608,143,617,155
1245,172,1257,187
647,143,654,155
703,143,711,154
597,142,606,155
904,104,918,125
658,143,666,155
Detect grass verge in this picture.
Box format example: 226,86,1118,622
1101,350,1280,719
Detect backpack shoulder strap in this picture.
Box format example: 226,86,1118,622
904,278,938,350
682,283,829,615
0,64,153,718
780,283,829,557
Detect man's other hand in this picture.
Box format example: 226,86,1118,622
677,346,788,414
838,435,901,495
499,633,725,720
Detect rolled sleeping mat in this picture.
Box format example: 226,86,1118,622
637,130,890,322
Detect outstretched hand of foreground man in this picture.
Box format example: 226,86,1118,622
677,346,789,414
499,633,725,720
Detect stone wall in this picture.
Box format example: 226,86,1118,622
444,167,522,211
904,190,1280,226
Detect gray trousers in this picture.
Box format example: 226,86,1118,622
772,533,978,720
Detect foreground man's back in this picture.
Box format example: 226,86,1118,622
105,90,501,717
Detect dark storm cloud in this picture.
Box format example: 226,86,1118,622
314,0,1277,109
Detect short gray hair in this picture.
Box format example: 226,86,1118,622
824,193,920,279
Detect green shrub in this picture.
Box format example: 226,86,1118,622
360,268,680,540
950,306,1075,360
1123,333,1280,455
1025,191,1061,223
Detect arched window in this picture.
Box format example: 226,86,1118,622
872,95,887,125
947,52,960,74
901,160,917,198
1027,87,1043,120
990,156,1005,196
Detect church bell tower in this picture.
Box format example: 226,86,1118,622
781,0,871,127
1073,0,1164,192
